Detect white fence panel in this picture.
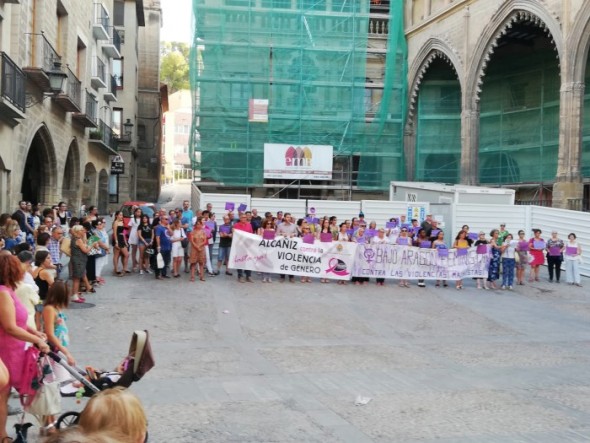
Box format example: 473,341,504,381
361,200,430,227
251,198,307,219
532,206,590,277
307,200,361,222
197,191,251,215
454,204,530,238
191,183,202,212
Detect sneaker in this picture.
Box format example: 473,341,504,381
139,270,144,275
268,278,272,283
508,286,513,290
417,283,426,288
146,269,153,274
501,285,506,290
238,277,245,283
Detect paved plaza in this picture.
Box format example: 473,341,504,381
9,185,590,442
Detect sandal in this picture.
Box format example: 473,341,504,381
200,278,205,282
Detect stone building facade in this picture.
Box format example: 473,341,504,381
405,0,590,208
0,0,162,214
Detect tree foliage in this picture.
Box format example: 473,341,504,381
160,41,190,93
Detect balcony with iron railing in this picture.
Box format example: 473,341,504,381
72,90,98,128
90,57,107,89
103,74,117,102
23,33,62,92
93,3,110,40
53,66,81,112
88,118,118,154
102,27,122,59
0,52,26,121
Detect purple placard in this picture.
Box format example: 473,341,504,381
518,241,529,251
238,203,247,212
413,226,420,235
309,207,316,214
320,233,333,243
438,248,449,258
225,202,235,211
420,240,431,248
205,221,215,231
549,246,561,256
566,246,577,256
533,240,546,249
219,225,231,234
401,223,411,229
365,229,377,238
302,233,315,244
397,237,408,245
476,244,488,254
305,217,319,224
431,229,440,237
346,229,354,236
456,248,468,257
356,236,366,244
386,221,397,229
468,232,478,241
263,229,275,240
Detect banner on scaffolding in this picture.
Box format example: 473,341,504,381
263,143,333,180
229,230,490,280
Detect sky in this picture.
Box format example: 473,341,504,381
160,0,193,43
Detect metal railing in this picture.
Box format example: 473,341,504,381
91,119,118,152
62,67,81,108
109,74,117,98
0,52,25,112
85,91,98,124
26,33,60,72
94,3,110,29
108,27,122,55
515,200,553,207
568,198,589,212
93,57,106,83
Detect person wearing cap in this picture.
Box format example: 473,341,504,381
497,223,509,245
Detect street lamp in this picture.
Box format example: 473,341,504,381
25,60,68,108
118,118,134,143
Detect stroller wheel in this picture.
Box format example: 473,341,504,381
56,411,81,429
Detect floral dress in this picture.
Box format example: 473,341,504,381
487,240,501,282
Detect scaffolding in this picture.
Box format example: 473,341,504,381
189,0,407,191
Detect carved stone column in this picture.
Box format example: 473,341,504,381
460,108,479,185
553,81,585,209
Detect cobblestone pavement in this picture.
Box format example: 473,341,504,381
8,183,590,442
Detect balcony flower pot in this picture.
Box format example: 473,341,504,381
89,130,103,140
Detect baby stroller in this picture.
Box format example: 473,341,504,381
51,330,155,429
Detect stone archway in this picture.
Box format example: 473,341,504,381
21,125,58,205
97,169,109,215
62,139,81,207
81,162,98,208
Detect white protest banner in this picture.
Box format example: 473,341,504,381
352,244,490,280
228,230,356,280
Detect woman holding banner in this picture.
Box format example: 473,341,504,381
371,228,388,286
352,226,369,285
453,230,471,290
258,219,276,283
432,231,448,288
396,227,411,288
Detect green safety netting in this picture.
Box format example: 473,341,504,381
583,56,590,178
189,0,407,190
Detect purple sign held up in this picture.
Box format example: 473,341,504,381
219,225,231,234
518,241,529,251
419,240,431,248
302,234,315,244
566,246,577,256
438,248,449,258
309,207,316,214
533,240,546,250
476,244,488,254
305,217,320,224
468,232,478,241
225,202,235,211
386,221,397,229
431,229,440,238
320,233,333,243
205,221,215,231
365,229,377,238
238,203,247,212
356,236,366,244
346,229,354,237
263,229,275,240
456,248,468,257
401,223,411,229
397,237,408,245
549,246,561,256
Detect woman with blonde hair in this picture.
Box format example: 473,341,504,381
70,225,99,302
78,387,147,443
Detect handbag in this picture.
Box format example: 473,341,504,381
156,252,164,269
145,247,155,255
59,237,71,257
180,230,189,249
25,381,61,416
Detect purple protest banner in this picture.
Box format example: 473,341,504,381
219,225,231,234
263,229,275,240
438,248,449,258
566,246,577,256
430,229,440,238
549,246,561,256
365,229,377,238
420,240,431,248
386,221,397,229
468,232,478,241
238,203,247,212
533,240,546,249
305,217,313,223
401,223,411,229
518,241,529,251
309,207,316,214
302,234,315,244
320,233,333,243
356,236,366,244
456,248,468,257
346,229,354,237
205,221,215,231
225,202,235,211
476,244,488,254
397,237,408,245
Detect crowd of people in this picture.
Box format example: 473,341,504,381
0,198,585,441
